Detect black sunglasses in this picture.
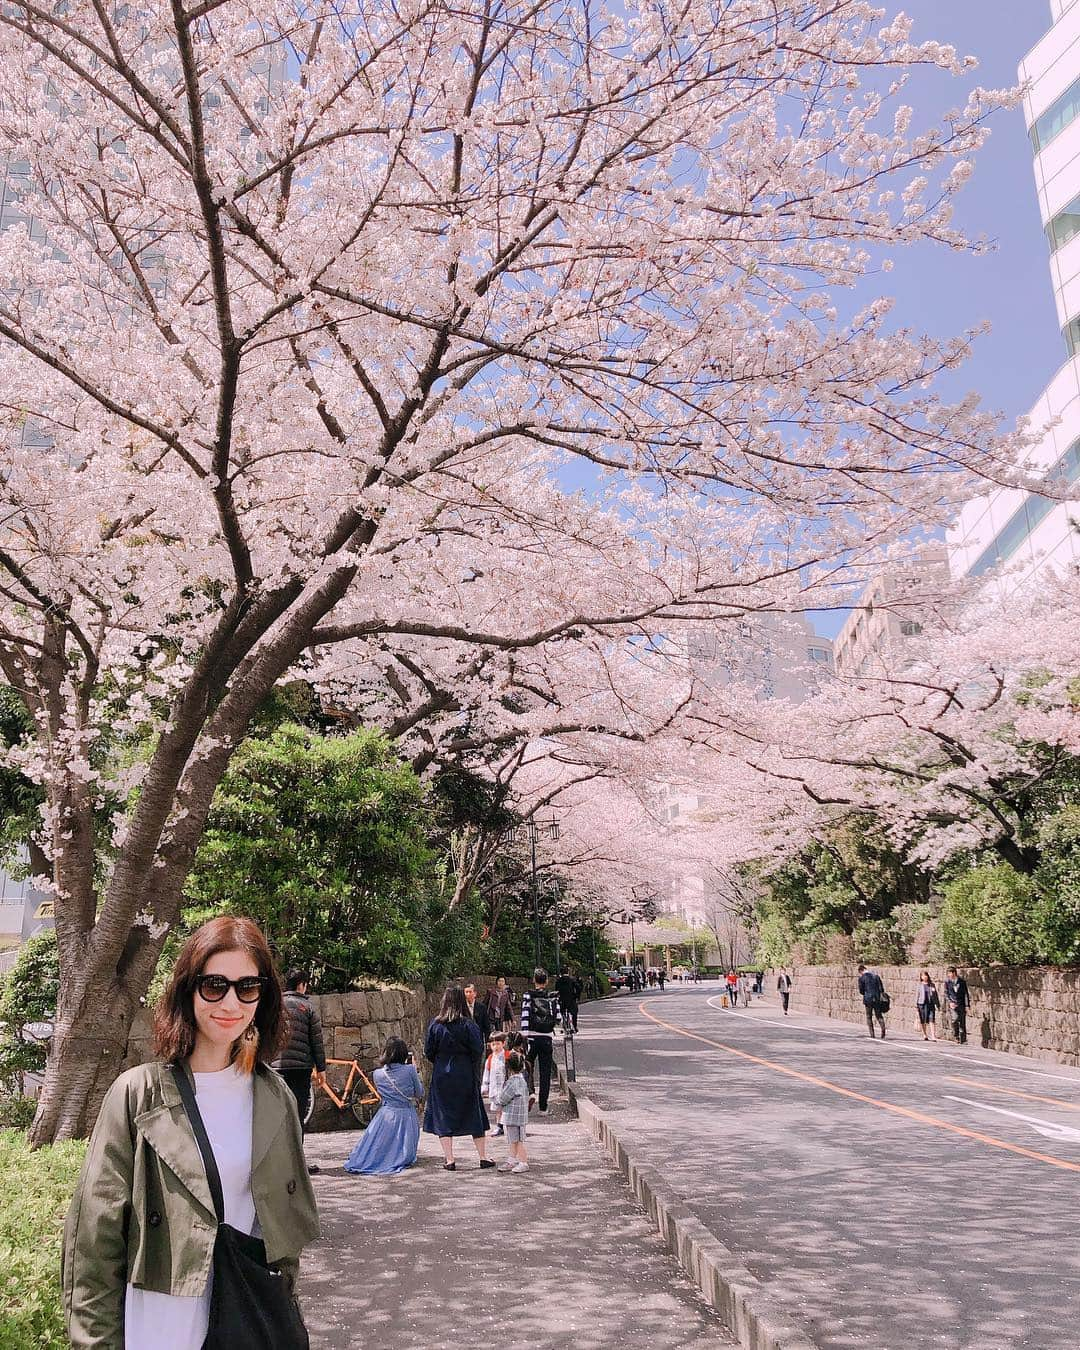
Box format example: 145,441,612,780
194,974,266,1004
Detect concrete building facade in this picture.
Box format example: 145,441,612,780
949,3,1080,591
831,549,949,677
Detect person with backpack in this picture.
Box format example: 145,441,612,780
62,917,318,1350
857,964,888,1039
271,968,328,1174
519,967,562,1114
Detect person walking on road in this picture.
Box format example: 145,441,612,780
344,1038,424,1175
658,969,666,991
484,975,516,1032
520,967,562,1115
737,972,751,1008
724,969,738,1007
272,967,328,1174
945,966,969,1044
423,986,494,1170
777,970,793,1015
63,916,319,1350
555,967,583,1033
916,971,940,1042
497,1051,532,1173
857,964,888,1038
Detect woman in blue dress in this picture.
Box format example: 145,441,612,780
343,1038,424,1175
423,985,493,1170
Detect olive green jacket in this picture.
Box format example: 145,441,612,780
62,1059,320,1349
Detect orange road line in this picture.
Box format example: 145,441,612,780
947,1075,1080,1112
636,1001,1080,1174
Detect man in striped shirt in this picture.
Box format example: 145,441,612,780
519,967,562,1114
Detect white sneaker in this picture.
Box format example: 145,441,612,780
498,1161,517,1172
511,1161,530,1173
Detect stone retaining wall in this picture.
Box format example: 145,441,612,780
791,963,1080,1065
124,974,530,1132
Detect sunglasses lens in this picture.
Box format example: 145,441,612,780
236,979,263,1003
198,976,228,1002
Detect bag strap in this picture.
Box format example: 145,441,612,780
171,1062,225,1224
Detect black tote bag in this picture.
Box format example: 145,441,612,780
172,1064,310,1350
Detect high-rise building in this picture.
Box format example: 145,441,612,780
948,2,1080,590
832,549,949,677
686,612,833,704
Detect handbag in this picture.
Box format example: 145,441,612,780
171,1064,310,1350
878,990,891,1014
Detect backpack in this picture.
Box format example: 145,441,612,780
528,991,558,1034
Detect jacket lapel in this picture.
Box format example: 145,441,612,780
135,1064,217,1223
251,1065,286,1172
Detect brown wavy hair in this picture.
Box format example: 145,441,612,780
153,916,285,1071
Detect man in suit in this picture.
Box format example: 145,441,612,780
857,964,887,1039
464,982,493,1041
945,967,969,1044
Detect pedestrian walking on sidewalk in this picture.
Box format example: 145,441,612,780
945,966,969,1044
482,1032,508,1135
737,972,751,1008
556,967,583,1033
423,986,494,1171
916,971,940,1042
857,964,888,1038
272,967,328,1174
344,1039,424,1175
484,975,516,1032
777,970,793,1015
498,1051,532,1173
724,969,738,1007
520,967,562,1114
62,916,318,1350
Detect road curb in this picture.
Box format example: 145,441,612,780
558,1065,817,1350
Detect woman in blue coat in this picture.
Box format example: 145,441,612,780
343,1038,424,1176
423,985,493,1170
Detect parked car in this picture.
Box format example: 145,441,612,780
605,969,629,989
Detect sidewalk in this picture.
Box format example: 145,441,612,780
299,1090,735,1349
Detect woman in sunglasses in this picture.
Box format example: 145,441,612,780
63,916,319,1349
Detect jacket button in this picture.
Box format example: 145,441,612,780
148,1211,162,1227
286,1179,296,1195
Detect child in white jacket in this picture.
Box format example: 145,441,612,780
481,1032,508,1136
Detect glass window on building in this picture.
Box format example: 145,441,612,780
969,438,1080,576
1065,315,1080,358
1031,74,1080,154
1047,194,1080,253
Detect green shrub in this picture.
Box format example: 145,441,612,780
852,918,905,965
939,866,1040,965
0,1130,86,1348
1033,806,1080,964
0,931,58,1097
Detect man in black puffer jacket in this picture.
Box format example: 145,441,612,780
272,969,327,1173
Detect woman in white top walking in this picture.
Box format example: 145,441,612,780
63,916,319,1349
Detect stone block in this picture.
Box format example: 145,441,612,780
341,992,369,1026
333,1026,364,1062
315,992,342,1028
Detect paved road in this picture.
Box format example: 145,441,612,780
572,984,1080,1350
300,1091,734,1348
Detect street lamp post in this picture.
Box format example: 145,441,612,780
502,816,561,968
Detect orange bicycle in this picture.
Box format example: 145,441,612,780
303,1057,381,1128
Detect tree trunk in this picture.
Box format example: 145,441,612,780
29,979,139,1146
992,834,1039,876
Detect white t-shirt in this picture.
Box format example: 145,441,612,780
124,1064,256,1350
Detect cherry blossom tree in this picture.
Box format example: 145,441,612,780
0,0,1026,1141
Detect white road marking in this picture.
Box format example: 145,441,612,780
701,995,1080,1087
944,1095,1080,1144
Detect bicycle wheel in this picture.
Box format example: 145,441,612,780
349,1086,379,1127
303,1084,316,1127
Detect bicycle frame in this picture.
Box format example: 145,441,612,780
316,1057,380,1111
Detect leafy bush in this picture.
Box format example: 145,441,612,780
0,1130,85,1348
1032,806,1080,964
939,866,1040,965
852,919,905,965
0,931,58,1096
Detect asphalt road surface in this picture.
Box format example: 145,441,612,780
572,984,1080,1350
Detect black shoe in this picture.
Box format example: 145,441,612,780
479,1159,495,1170
307,1164,321,1175
443,1162,456,1171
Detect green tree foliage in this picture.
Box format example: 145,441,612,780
185,725,438,990
939,866,1040,965
0,688,43,871
1032,806,1080,964
0,931,59,1094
